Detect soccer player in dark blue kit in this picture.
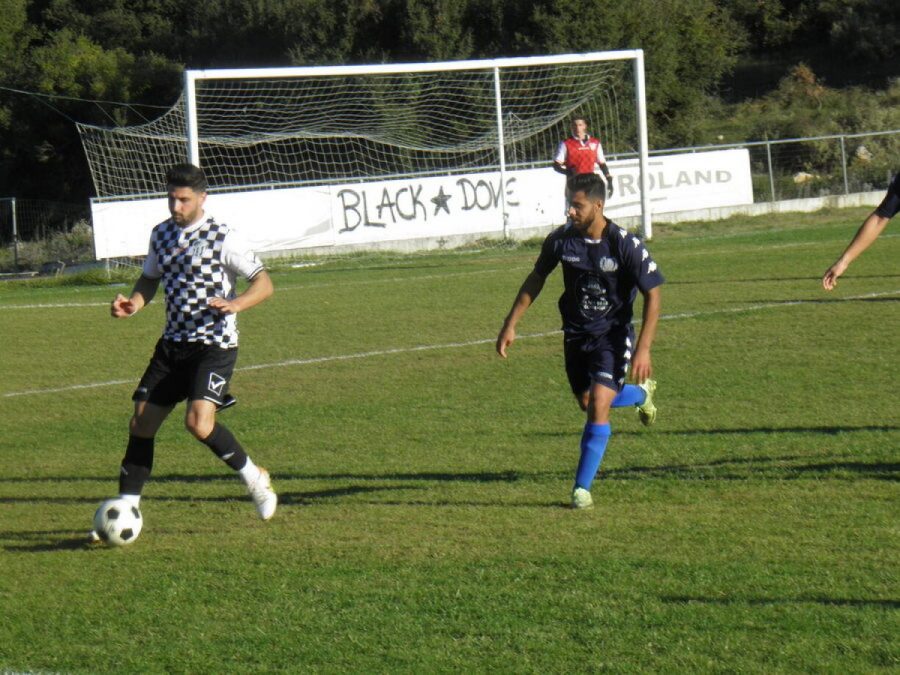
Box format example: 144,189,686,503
496,172,663,509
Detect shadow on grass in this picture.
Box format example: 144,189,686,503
533,424,898,438
1,453,897,494
0,470,524,485
2,529,101,553
661,595,900,609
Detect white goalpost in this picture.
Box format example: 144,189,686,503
79,51,652,258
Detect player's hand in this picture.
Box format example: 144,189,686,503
111,293,137,318
821,260,848,291
208,297,239,314
630,347,652,384
496,324,516,358
606,177,614,199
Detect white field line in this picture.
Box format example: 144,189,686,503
2,289,897,399
4,229,899,309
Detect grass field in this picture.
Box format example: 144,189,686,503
0,207,897,672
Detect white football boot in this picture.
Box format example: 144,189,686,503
247,467,277,520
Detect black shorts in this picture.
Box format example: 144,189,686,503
563,327,635,396
132,339,238,407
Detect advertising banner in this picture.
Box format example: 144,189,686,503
91,149,752,259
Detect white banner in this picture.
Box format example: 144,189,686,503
91,149,752,259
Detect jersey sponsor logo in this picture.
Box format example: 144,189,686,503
562,254,581,263
598,256,618,272
577,273,610,319
207,372,227,396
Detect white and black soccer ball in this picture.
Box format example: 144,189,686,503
93,498,143,546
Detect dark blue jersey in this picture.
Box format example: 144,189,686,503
533,221,664,336
874,172,900,219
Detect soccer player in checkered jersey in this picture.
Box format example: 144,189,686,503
822,171,898,290
553,117,614,199
496,173,663,510
102,163,277,532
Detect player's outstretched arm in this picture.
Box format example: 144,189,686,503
111,275,159,318
496,271,545,358
208,270,274,315
631,286,661,383
822,212,890,290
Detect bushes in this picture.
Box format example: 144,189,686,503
0,219,94,273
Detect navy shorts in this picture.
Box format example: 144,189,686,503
563,327,635,396
132,339,238,407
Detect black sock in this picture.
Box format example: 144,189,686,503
119,435,154,495
202,423,248,471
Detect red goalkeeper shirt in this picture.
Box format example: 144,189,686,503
555,135,607,175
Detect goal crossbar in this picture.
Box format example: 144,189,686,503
184,50,652,237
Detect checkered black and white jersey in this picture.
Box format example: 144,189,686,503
142,214,264,348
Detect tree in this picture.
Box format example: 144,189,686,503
524,0,745,146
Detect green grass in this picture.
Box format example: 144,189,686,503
0,207,897,672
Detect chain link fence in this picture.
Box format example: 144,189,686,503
0,198,92,274
2,128,897,274
652,129,899,202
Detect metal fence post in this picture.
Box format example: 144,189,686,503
839,135,849,194
11,197,18,272
765,141,776,201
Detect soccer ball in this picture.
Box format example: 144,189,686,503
93,498,143,546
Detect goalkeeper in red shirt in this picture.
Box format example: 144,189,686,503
554,117,614,199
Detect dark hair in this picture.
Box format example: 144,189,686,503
571,116,588,126
567,172,606,202
165,163,208,193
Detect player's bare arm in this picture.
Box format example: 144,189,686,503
496,270,546,358
111,275,160,318
208,270,274,315
631,286,661,383
822,212,890,290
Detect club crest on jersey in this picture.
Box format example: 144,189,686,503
208,372,227,396
598,256,618,272
188,241,210,257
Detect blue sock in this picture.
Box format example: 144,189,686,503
575,423,611,490
611,384,646,408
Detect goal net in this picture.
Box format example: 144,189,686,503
79,52,651,252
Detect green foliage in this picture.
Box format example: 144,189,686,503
0,0,27,68
401,0,475,60
0,0,897,202
0,219,95,272
508,0,747,146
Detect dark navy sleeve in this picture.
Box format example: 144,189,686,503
874,173,900,219
533,229,562,279
619,229,664,292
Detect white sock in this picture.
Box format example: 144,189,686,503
119,493,141,507
238,457,262,486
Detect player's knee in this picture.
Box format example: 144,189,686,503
576,390,590,411
129,414,155,437
184,413,214,440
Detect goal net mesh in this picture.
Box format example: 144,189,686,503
79,58,635,199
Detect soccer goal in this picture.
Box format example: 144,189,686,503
79,51,652,257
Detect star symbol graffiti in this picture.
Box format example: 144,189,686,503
431,186,452,215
